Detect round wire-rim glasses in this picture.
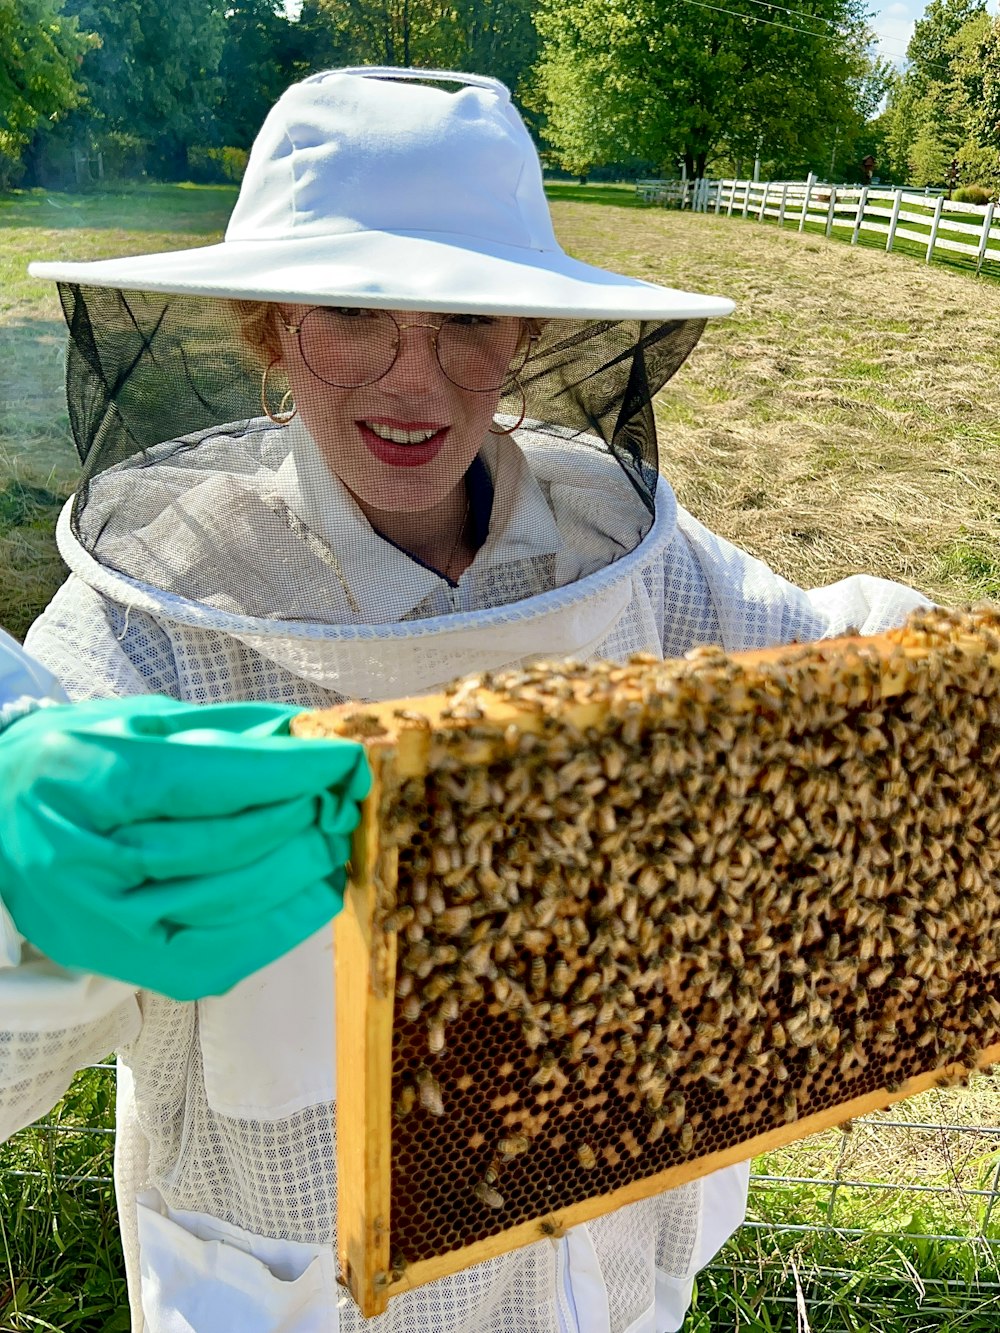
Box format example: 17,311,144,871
280,307,534,393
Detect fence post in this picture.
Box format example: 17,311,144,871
975,202,995,274
714,179,722,216
825,186,837,238
757,183,770,223
777,182,789,228
726,180,736,217
798,172,816,232
885,189,903,252
925,195,945,263
741,179,752,219
851,186,869,245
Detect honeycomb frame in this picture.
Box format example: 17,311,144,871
293,608,1000,1316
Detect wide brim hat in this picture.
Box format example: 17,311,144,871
29,66,734,323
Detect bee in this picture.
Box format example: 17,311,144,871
531,1051,559,1086
566,1029,593,1063
663,1091,686,1130
394,1084,416,1120
417,1068,444,1117
497,1134,530,1156
427,1016,446,1055
577,1143,597,1170
438,906,473,936
530,957,547,995
474,1180,505,1210
383,906,415,933
572,973,601,1004
551,959,572,997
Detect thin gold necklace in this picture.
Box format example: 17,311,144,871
440,493,471,582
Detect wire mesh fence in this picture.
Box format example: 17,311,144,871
4,1063,1000,1329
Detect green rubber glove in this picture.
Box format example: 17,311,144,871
0,697,370,1001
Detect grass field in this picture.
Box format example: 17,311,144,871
3,181,1000,1329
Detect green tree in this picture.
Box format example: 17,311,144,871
880,0,997,188
880,0,997,187
531,0,879,179
292,0,537,102
0,0,94,185
61,0,226,176
217,0,301,149
979,16,1000,188
906,0,985,88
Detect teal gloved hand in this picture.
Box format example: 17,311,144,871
0,697,370,1001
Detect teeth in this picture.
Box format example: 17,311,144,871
367,422,439,445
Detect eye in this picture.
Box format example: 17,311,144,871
446,313,498,328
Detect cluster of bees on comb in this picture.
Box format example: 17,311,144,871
334,606,1000,1264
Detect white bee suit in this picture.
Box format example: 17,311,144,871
8,422,930,1333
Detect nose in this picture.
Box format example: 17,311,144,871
379,321,445,393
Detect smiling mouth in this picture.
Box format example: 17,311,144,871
363,421,442,445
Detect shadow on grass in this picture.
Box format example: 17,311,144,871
0,184,237,235
543,182,647,209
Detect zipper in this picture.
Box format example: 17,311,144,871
554,1236,580,1333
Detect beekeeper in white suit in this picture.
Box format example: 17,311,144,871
8,66,929,1333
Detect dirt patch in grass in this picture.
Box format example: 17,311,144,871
552,203,1000,604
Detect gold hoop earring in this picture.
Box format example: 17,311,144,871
488,378,526,436
261,358,297,425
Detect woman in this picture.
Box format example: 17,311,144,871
12,67,928,1332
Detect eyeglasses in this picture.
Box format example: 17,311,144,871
280,307,532,392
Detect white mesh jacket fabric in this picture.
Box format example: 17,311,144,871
12,422,931,1333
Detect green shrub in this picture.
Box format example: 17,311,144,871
952,185,994,205
186,146,248,185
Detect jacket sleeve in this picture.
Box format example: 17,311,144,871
0,629,141,1141
24,575,179,702
671,508,932,652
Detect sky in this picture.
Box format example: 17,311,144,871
868,0,999,65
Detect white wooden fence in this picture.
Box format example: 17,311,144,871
636,176,1000,275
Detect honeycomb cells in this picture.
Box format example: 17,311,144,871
376,608,1000,1267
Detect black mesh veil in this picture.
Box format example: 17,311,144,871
57,284,707,626
62,286,703,500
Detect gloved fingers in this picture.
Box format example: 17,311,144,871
35,872,347,1002
136,873,348,1001
114,825,348,931
115,789,361,883
35,697,301,739
31,730,370,828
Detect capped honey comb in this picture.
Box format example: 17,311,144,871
292,606,1000,1316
